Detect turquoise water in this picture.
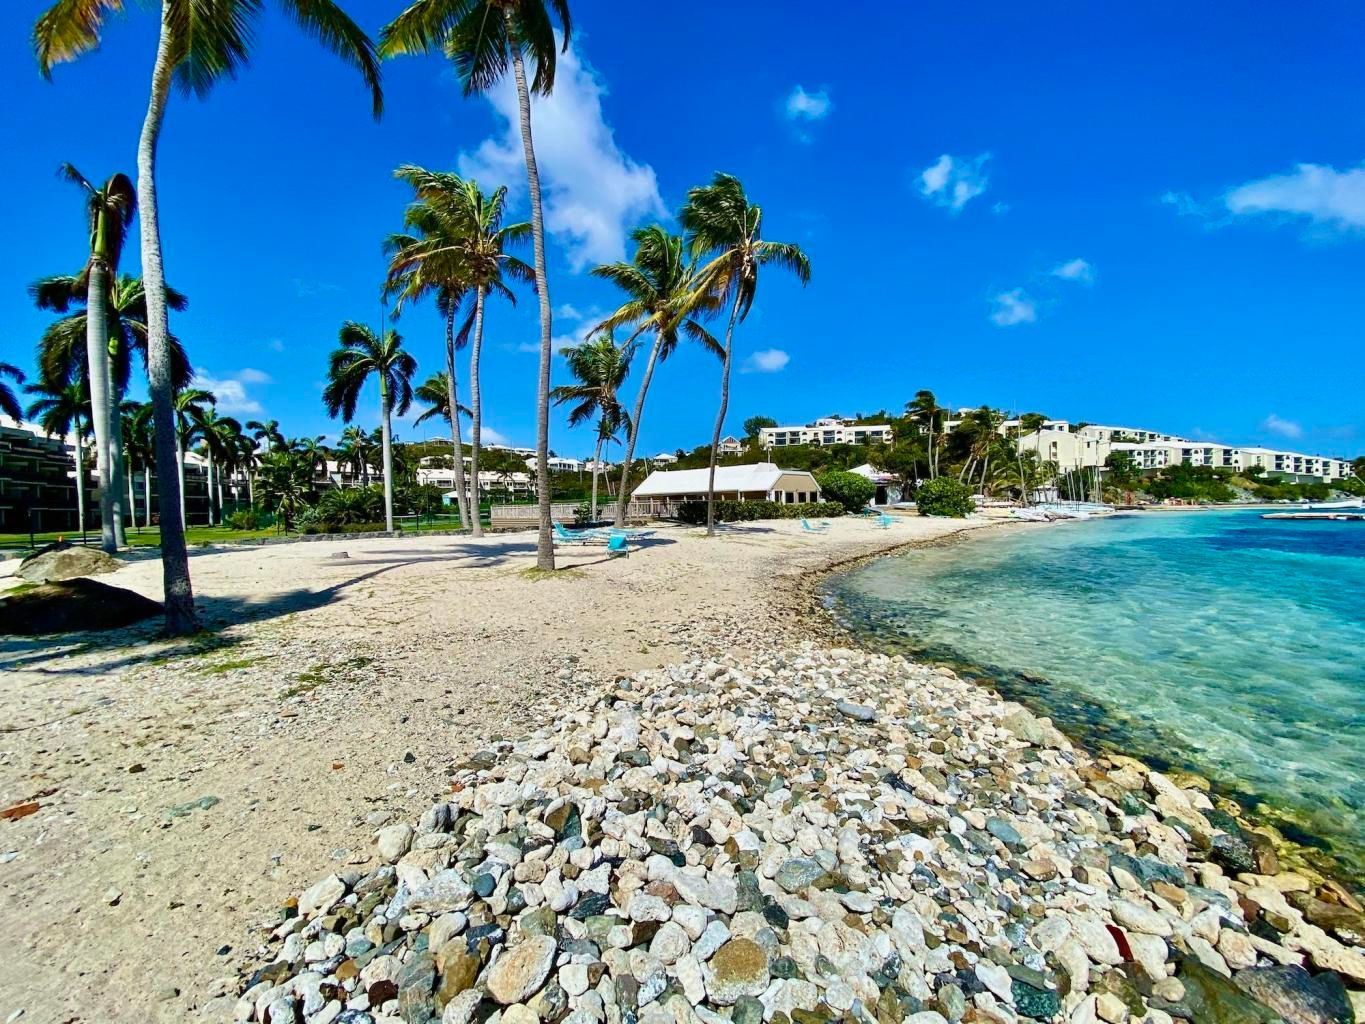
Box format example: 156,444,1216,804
824,511,1365,879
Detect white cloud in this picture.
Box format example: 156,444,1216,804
237,367,272,384
919,153,990,213
989,289,1037,327
480,425,512,446
1224,162,1365,231
268,339,286,354
515,342,543,354
555,303,584,320
1051,258,1095,284
785,85,831,121
741,349,790,374
991,201,1010,216
458,39,666,271
194,368,265,415
1160,190,1203,217
1261,413,1304,439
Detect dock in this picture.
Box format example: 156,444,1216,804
1261,511,1365,521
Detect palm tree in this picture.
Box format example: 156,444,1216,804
35,0,383,635
681,174,811,536
25,377,91,533
247,419,287,453
323,323,417,533
382,0,572,569
0,364,24,423
49,165,135,551
172,387,215,528
291,435,330,484
125,401,156,529
551,333,633,523
593,226,722,526
335,425,369,485
387,167,532,537
196,408,242,525
907,390,945,480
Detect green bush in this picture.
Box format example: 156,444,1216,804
914,477,975,518
301,520,388,535
225,509,263,531
311,487,384,526
815,470,876,512
675,499,845,525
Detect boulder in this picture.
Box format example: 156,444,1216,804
0,578,162,635
17,542,123,583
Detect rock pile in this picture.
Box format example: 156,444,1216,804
214,646,1365,1024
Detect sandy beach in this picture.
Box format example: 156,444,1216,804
0,515,1008,1023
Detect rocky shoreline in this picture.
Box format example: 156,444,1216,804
210,640,1365,1024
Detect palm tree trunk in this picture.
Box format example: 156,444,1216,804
590,432,603,523
469,285,487,539
110,419,128,547
615,331,665,527
85,261,117,553
506,16,554,570
138,1,197,634
443,308,472,531
706,287,744,536
126,456,136,530
380,383,395,533
206,449,216,526
176,431,188,529
73,436,87,534
143,459,152,529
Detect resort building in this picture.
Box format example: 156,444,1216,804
631,462,822,515
650,452,679,465
758,417,894,448
524,455,583,473
717,436,744,455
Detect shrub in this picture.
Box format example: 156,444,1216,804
312,487,384,526
675,499,844,525
225,509,263,531
301,520,387,535
914,477,975,518
815,470,876,513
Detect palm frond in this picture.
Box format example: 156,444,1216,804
32,0,123,77
279,0,383,117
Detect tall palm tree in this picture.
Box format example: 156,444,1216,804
387,167,532,537
196,408,242,525
35,0,383,635
25,377,90,533
681,174,811,536
593,226,722,526
291,435,330,483
335,425,369,485
51,165,135,551
382,0,572,569
0,364,24,423
172,387,215,528
323,323,417,533
551,333,633,523
907,390,945,480
126,401,157,529
247,419,287,454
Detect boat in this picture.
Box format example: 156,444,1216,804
1034,501,1115,520
1305,497,1365,511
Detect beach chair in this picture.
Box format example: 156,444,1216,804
801,518,830,534
875,513,896,529
610,526,655,541
606,534,632,558
553,521,605,545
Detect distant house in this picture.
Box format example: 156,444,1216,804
850,463,902,506
650,452,678,465
717,436,744,455
632,462,822,508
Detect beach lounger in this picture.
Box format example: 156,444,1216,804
553,521,607,545
875,514,896,529
609,527,654,540
606,534,632,557
801,519,830,534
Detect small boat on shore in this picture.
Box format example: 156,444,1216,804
1305,497,1365,511
1262,511,1365,521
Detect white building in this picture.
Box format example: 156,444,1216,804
525,455,582,473
632,462,823,505
650,452,678,465
717,436,744,455
759,417,894,448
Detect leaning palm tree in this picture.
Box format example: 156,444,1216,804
173,387,215,528
25,377,91,532
551,333,633,523
382,0,572,569
0,364,24,423
323,323,417,533
35,0,383,635
196,408,242,525
387,167,532,537
593,226,722,526
681,174,811,536
51,165,135,551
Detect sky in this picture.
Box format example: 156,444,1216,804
3,1,1364,461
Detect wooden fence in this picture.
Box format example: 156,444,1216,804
489,499,681,528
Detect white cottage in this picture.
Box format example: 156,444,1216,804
631,462,822,507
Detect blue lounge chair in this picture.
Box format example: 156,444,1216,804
875,514,896,529
606,534,632,557
553,521,607,545
609,526,654,541
801,519,830,534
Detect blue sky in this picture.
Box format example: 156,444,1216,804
3,1,1363,459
